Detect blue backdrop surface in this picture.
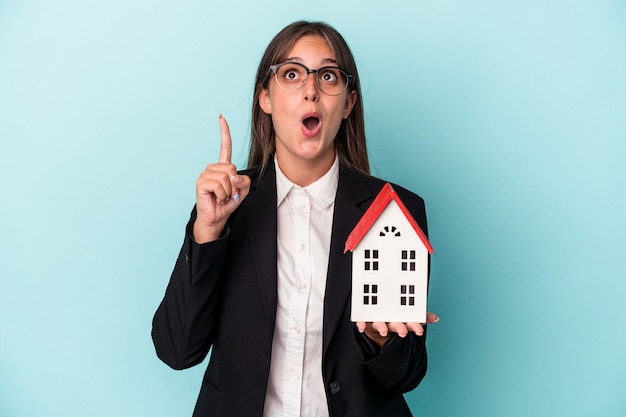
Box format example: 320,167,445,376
1,1,625,416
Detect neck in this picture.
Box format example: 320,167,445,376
276,153,335,187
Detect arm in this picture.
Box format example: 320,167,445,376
353,326,429,393
151,210,229,370
353,313,438,393
152,116,251,370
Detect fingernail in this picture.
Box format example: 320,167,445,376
233,193,240,204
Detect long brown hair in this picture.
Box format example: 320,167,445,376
248,21,370,174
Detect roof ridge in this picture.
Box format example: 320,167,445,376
344,183,433,254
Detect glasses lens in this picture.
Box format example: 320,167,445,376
317,67,348,95
275,63,307,91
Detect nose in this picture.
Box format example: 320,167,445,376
303,72,319,101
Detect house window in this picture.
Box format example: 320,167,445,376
363,284,378,305
364,249,379,271
379,225,401,237
400,284,415,306
401,250,416,271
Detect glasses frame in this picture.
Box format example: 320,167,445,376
268,61,355,96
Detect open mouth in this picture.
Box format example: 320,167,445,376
302,116,320,131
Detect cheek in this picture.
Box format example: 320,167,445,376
272,96,299,119
329,101,349,124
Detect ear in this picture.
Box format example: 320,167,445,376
342,90,357,119
259,88,272,115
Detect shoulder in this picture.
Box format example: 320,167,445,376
340,165,425,207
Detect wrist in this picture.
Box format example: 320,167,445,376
192,221,224,244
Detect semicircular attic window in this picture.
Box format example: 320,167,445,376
379,225,401,237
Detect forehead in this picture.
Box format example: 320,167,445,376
286,35,336,63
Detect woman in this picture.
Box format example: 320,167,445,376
152,20,438,417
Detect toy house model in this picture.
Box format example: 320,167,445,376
345,183,434,323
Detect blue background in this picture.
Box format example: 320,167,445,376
1,1,625,416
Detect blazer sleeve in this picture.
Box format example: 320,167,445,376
353,191,430,394
151,207,228,370
354,329,428,394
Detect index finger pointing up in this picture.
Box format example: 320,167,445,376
218,114,232,163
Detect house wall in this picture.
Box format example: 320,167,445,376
351,202,429,322
1,1,625,417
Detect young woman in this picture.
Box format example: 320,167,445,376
152,21,438,417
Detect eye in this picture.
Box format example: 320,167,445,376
285,70,299,80
319,68,339,83
279,64,305,83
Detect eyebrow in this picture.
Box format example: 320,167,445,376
285,56,338,66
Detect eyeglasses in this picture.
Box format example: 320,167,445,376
268,62,354,96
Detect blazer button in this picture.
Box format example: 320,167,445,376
330,381,341,395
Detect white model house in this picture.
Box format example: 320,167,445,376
345,183,434,323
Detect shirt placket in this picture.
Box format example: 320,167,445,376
284,188,312,417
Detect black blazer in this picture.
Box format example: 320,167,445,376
152,162,430,417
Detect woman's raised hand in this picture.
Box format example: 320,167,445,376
192,115,251,243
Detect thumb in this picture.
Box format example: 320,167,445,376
228,174,251,206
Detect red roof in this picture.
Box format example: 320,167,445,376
344,183,434,254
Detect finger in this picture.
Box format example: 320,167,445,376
387,322,409,338
355,321,367,333
371,322,389,337
228,173,251,205
233,174,251,197
406,322,425,336
218,114,232,164
198,168,233,195
425,312,440,324
197,176,230,205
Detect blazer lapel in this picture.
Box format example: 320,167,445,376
323,167,381,354
241,163,382,350
243,164,278,322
